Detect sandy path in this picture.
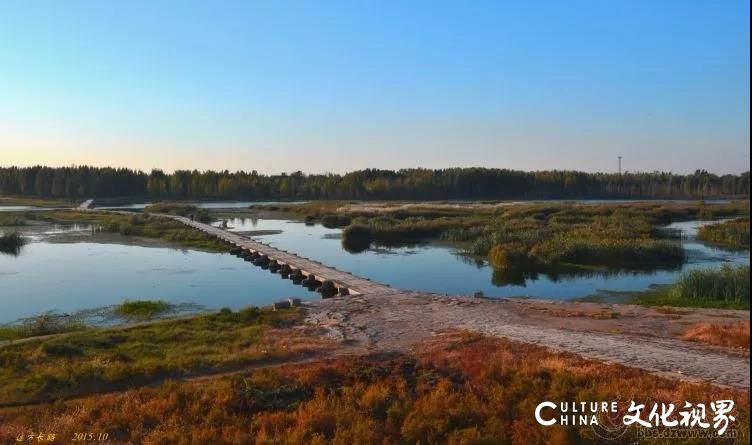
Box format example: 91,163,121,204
305,292,750,389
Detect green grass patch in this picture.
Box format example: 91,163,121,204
0,306,303,405
631,264,750,309
113,300,172,320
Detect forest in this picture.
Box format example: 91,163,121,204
0,165,748,200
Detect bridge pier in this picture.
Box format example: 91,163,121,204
318,280,337,298
290,269,305,283
268,259,281,272
163,215,396,297
279,264,293,278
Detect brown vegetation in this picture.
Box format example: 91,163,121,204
682,321,750,349
0,333,747,444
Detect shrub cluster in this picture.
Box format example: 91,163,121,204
0,231,25,254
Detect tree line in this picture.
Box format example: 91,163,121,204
0,166,748,200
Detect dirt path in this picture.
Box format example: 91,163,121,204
305,292,750,389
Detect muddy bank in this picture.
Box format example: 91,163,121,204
305,292,750,388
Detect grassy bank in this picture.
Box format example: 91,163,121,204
697,218,750,250
323,200,749,271
0,195,75,208
0,301,205,342
34,210,228,251
0,306,324,405
0,313,86,341
632,264,750,309
1,333,747,443
144,201,211,222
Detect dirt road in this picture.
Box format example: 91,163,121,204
305,292,750,389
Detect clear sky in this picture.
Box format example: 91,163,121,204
1,0,749,174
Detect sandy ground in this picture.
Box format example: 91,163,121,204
304,292,750,389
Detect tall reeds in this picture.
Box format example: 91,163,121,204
670,264,749,305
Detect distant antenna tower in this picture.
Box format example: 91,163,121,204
618,156,622,175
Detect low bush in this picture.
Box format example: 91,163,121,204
320,214,351,228
341,224,372,253
0,231,25,254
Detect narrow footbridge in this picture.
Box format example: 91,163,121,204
172,216,395,296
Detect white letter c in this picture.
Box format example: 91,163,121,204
535,401,557,426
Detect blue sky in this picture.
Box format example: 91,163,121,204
1,0,749,174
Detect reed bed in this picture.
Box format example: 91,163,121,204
670,264,749,305
697,218,750,249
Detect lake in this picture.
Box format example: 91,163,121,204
0,213,748,323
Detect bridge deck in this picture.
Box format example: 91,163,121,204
173,216,395,295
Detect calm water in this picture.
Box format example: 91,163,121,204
0,215,748,323
0,224,309,322
221,217,749,299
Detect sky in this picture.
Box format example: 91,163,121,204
0,0,749,175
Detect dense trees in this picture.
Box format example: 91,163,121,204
0,165,748,200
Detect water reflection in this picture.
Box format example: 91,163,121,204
0,222,310,323
2,216,748,323
219,216,749,299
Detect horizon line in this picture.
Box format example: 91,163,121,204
0,163,749,177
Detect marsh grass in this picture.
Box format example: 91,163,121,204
36,210,228,251
0,313,86,341
103,216,226,250
0,196,75,208
144,201,212,222
143,201,197,216
252,200,353,216
697,218,750,250
632,264,750,309
320,214,351,228
0,307,309,405
330,201,747,271
113,300,172,320
671,264,749,304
